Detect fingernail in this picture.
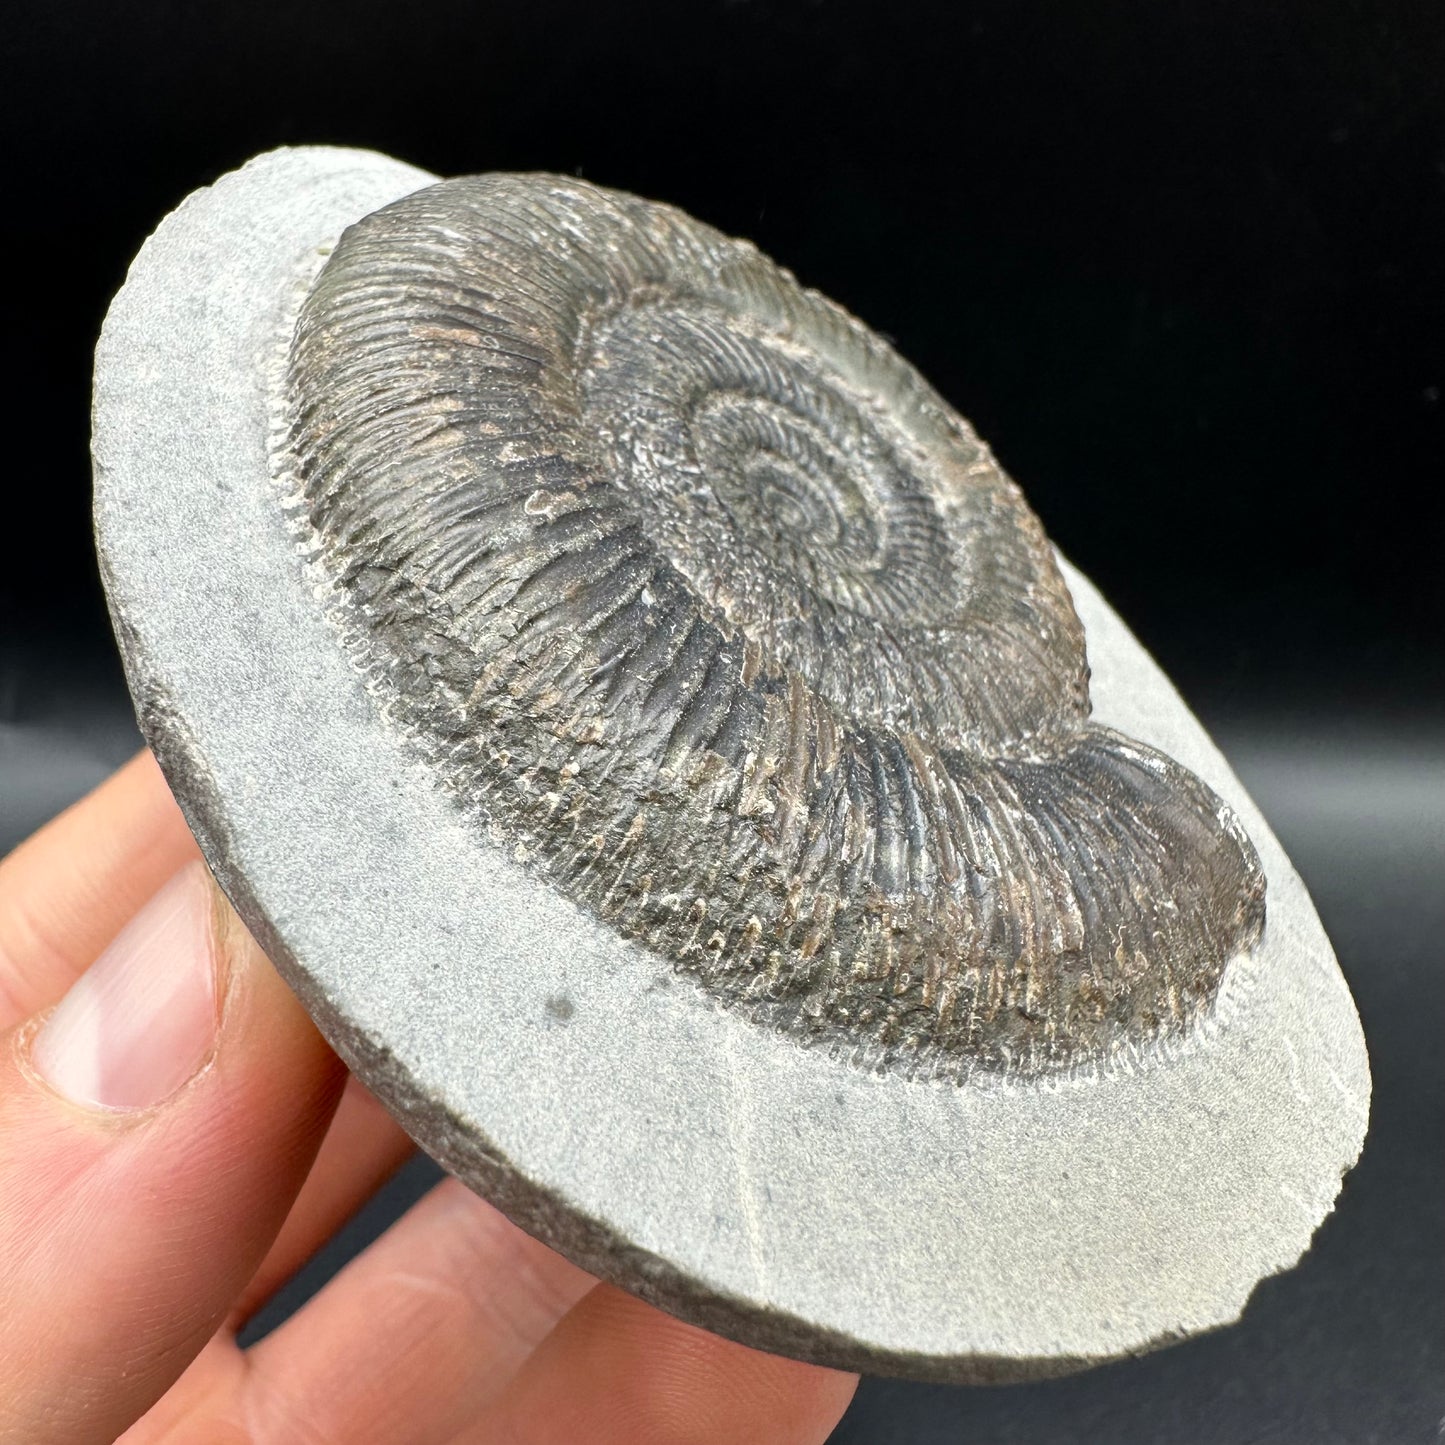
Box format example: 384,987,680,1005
31,861,223,1110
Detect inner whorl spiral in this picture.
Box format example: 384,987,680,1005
284,174,1266,1079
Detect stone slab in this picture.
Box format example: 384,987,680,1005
92,146,1370,1381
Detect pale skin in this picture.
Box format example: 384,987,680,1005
0,753,857,1444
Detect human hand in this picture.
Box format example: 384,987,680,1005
0,753,858,1443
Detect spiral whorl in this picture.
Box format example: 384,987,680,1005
284,174,1265,1078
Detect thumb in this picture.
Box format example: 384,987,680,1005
0,861,345,1445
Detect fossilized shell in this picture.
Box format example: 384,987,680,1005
282,174,1265,1079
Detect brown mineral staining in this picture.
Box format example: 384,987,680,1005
283,174,1266,1079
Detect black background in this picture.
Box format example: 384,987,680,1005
2,3,1441,1441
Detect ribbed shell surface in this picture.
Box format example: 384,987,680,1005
284,174,1266,1078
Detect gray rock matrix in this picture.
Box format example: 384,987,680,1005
93,147,1369,1381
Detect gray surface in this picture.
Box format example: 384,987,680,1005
91,147,1369,1380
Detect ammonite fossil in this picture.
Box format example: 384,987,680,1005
93,148,1368,1380
284,174,1265,1079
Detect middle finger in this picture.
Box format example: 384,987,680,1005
241,1179,594,1445
230,1073,416,1326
